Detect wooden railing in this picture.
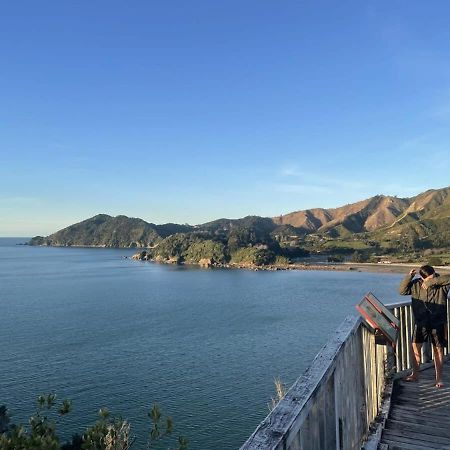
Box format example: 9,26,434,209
390,298,450,373
240,316,387,450
239,298,450,450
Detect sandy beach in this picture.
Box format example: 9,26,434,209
305,262,450,274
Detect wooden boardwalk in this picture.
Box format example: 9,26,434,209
380,361,450,450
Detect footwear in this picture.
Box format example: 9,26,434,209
436,381,445,388
404,374,418,382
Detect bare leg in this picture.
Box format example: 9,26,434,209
433,345,444,388
406,342,422,381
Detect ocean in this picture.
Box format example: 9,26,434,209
0,238,406,449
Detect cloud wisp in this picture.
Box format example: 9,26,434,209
276,164,429,200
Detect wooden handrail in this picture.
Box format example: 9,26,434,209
385,299,411,310
240,296,450,449
240,315,387,450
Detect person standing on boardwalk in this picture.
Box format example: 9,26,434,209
399,265,450,388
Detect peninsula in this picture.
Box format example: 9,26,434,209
30,186,450,269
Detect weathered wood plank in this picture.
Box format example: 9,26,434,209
381,436,443,450
390,410,450,426
392,395,450,409
382,428,450,447
385,418,450,439
390,404,450,419
381,360,450,449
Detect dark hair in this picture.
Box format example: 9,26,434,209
419,265,435,278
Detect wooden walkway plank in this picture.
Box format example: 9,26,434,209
382,429,449,447
380,360,450,449
389,410,450,427
384,424,450,443
381,436,445,450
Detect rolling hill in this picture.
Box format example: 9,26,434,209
29,186,450,263
29,214,194,248
273,187,450,239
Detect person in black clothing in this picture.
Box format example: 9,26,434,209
399,265,450,388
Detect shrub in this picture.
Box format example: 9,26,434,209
274,256,291,265
327,255,344,263
427,256,444,266
230,248,276,266
350,251,369,263
0,395,187,450
184,240,227,263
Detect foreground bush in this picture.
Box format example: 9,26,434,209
0,395,187,450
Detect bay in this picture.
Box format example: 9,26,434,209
0,238,406,449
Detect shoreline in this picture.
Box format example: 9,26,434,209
29,245,450,275
131,257,450,274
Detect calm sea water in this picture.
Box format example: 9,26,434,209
0,238,406,449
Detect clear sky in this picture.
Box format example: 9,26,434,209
1,1,450,236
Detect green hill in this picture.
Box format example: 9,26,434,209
29,214,193,248
29,186,450,265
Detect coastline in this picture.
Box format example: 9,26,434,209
29,244,450,275
337,262,450,274
131,255,450,274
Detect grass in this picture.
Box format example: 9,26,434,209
268,377,288,411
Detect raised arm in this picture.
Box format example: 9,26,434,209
423,274,450,289
399,270,416,295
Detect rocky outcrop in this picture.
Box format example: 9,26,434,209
167,256,182,264
198,258,214,267
132,251,148,260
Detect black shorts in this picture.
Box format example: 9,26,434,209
412,323,447,347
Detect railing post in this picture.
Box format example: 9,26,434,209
447,298,450,356
394,307,401,371
404,306,411,368
387,299,450,373
409,305,415,367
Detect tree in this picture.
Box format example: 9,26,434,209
327,255,344,263
0,395,187,450
427,256,443,266
351,251,367,263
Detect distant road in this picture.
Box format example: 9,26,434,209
341,262,450,274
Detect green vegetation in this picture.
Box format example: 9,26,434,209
327,255,344,263
139,217,305,266
350,251,370,263
427,256,444,266
230,248,276,266
224,217,278,253
184,239,227,263
29,215,193,248
274,255,291,266
145,234,227,264
29,186,450,265
0,394,187,450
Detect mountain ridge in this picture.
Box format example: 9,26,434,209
29,186,450,264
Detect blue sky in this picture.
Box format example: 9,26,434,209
1,1,450,236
